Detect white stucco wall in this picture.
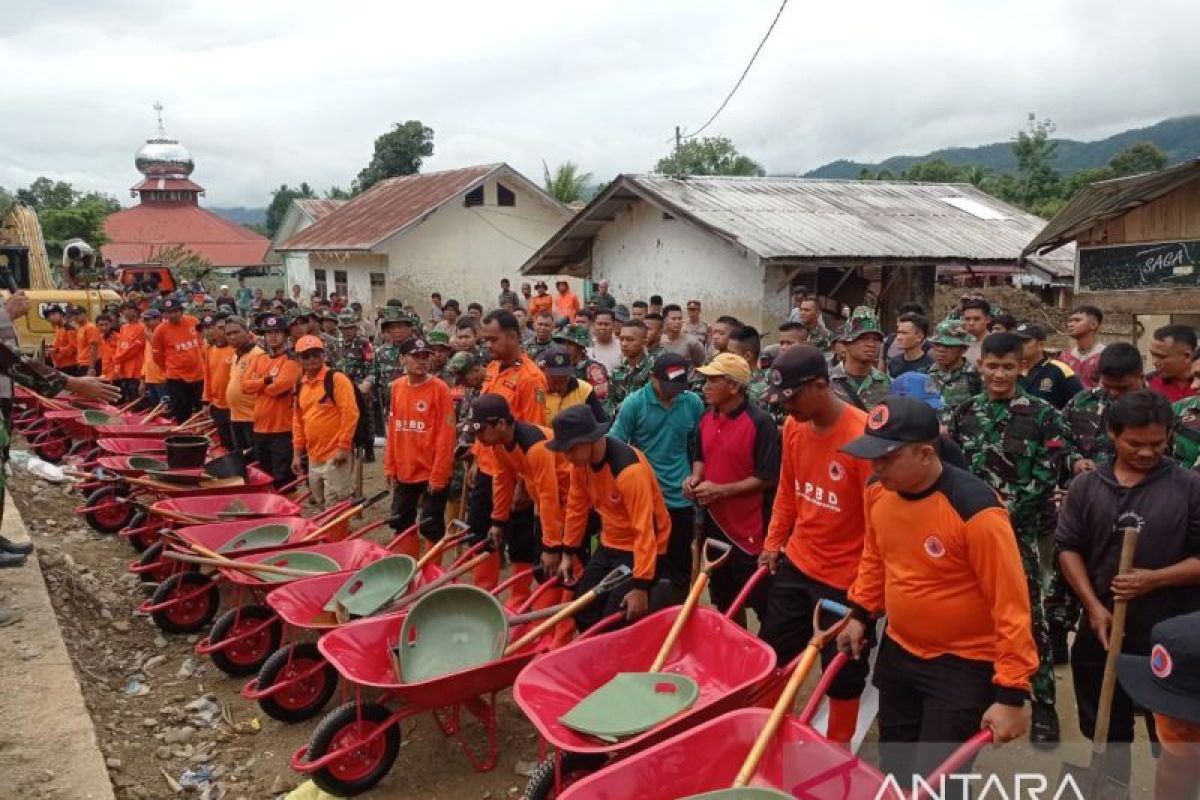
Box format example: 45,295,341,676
591,198,766,328
379,177,573,308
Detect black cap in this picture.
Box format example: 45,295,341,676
468,394,513,430
260,314,286,332
1012,322,1046,341
161,298,181,311
537,345,574,376
398,337,432,356
652,352,691,395
841,396,941,459
545,404,609,452
140,308,161,320
1118,611,1200,726
198,314,215,328
765,344,828,403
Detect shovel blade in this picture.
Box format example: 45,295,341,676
1058,760,1128,800
559,671,699,739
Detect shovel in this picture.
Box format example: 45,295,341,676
503,565,633,655
297,489,390,543
558,539,733,740
1058,526,1138,799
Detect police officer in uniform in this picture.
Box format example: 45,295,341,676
1015,322,1084,410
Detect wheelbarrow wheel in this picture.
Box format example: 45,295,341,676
308,701,400,797
125,511,152,553
256,642,339,724
208,605,281,677
150,572,219,634
136,541,184,584
83,486,134,534
32,431,68,464
81,446,101,464
524,753,609,800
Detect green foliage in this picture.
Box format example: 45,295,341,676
13,177,120,257
353,121,435,195
145,243,214,284
325,186,351,200
654,136,764,177
1108,141,1167,177
542,161,593,204
264,182,316,238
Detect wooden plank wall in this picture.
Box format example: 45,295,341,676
1078,180,1200,246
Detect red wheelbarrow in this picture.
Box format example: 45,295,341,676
513,566,777,798
289,566,629,797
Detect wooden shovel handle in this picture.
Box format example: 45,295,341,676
382,552,491,614
649,539,731,672
26,389,66,410
733,600,851,787
505,591,598,655
164,551,325,578
139,401,167,425
1093,526,1138,755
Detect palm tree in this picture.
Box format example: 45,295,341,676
542,161,593,205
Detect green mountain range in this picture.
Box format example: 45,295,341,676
804,115,1200,179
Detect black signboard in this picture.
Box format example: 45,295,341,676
1078,240,1200,292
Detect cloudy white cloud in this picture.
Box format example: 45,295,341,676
2,0,1197,207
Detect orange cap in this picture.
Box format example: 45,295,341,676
294,335,325,353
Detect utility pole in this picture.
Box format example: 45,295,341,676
674,126,683,177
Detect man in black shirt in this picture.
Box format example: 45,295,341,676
1016,322,1083,409
887,312,933,377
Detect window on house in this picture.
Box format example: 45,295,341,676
334,270,348,298
369,272,386,288
314,269,328,298
464,186,484,207
497,183,515,207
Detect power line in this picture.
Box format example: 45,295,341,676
681,0,790,140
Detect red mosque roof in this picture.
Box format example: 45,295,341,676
102,202,269,268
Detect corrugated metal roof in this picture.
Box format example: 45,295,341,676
102,203,269,268
521,174,1063,276
294,198,346,221
1024,159,1200,256
130,177,205,193
277,164,502,251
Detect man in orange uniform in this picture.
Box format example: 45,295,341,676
553,279,581,324
46,305,78,375
758,344,873,746
469,310,548,591
151,298,205,423
528,280,554,317
96,313,118,381
73,305,101,376
553,404,670,631
292,335,360,509
242,315,301,488
203,317,236,450
839,395,1035,789
140,309,166,411
111,302,146,405
383,337,456,558
223,317,263,454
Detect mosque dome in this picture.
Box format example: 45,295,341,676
134,102,194,178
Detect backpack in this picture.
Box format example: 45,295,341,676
312,369,375,462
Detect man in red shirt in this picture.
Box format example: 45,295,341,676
1147,324,1197,403
1061,305,1106,389
757,344,873,746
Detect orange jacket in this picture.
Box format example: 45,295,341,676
226,345,264,423
75,322,101,368
50,325,76,368
529,294,553,316
554,290,581,320
848,473,1038,694
143,335,164,384
563,438,670,588
151,316,205,382
472,357,547,476
293,366,360,464
764,406,872,590
112,322,146,380
204,345,235,409
242,351,302,433
383,376,456,487
99,333,118,380
491,422,571,549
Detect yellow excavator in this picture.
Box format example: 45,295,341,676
0,203,120,356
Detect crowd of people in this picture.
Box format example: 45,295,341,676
3,272,1199,796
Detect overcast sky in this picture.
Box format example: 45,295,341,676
3,0,1197,208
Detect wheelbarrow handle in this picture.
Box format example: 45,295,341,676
913,730,994,800
725,565,770,621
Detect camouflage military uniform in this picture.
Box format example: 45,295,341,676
828,306,891,410
926,319,981,422
1062,387,1120,469
607,354,653,417
948,390,1070,708
0,341,68,494
1173,395,1200,469
804,319,835,354
334,333,374,385
554,324,611,407
749,367,786,426
524,338,554,362
373,343,405,413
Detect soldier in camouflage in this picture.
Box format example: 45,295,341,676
947,331,1069,746
794,296,834,354
333,310,374,387
444,351,485,512
926,318,982,423
426,330,454,376
727,325,785,426
553,324,611,407
317,310,343,359
828,306,891,410
524,311,556,362
371,307,413,418
606,319,654,417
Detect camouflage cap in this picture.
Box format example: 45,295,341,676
285,307,309,324
552,324,591,349
446,351,478,375
930,318,973,347
336,310,359,328
379,306,414,327
425,330,452,348
837,306,884,342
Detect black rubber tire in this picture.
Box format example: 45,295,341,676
81,446,102,465
256,642,339,724
135,541,169,583
149,572,219,634
125,510,153,553
524,753,609,800
82,486,134,534
308,701,400,797
207,604,281,677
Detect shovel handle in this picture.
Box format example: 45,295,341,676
1093,526,1138,755
505,591,597,655
26,389,67,410
732,599,851,788
164,551,325,577
384,552,491,614
139,401,167,425
648,539,732,672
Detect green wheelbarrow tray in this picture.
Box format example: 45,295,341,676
324,555,418,619
128,456,169,471
558,672,700,741
396,585,507,684
680,789,793,799
217,523,296,554
251,552,341,583
82,410,120,426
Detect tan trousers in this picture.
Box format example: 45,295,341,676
308,457,356,509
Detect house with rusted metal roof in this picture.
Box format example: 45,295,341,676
264,198,347,266
275,164,571,312
520,174,1072,330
